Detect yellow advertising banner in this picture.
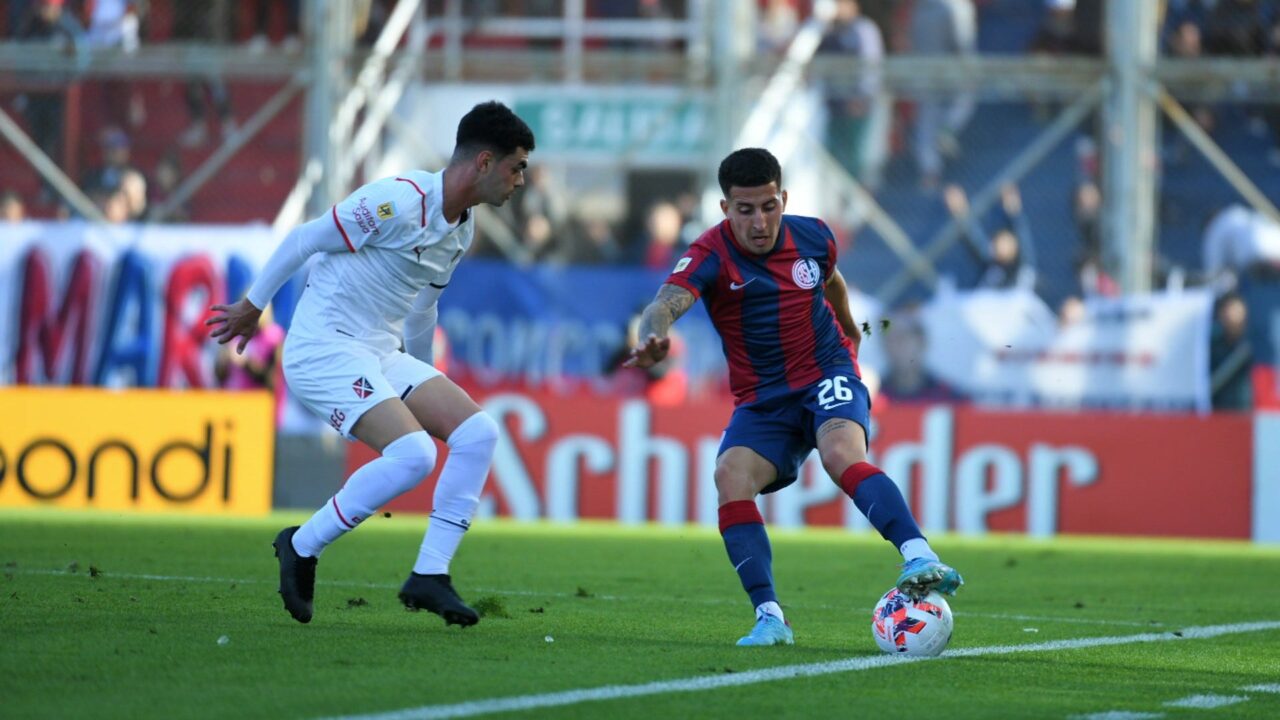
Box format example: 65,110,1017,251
0,388,274,515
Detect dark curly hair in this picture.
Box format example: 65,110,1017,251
718,147,782,197
453,101,536,160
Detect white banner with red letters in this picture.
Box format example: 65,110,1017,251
354,386,1276,542
919,286,1214,412
0,220,281,388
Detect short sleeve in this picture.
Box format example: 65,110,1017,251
665,243,720,299
330,179,419,252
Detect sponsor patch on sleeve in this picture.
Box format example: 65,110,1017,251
673,257,691,273
376,201,396,220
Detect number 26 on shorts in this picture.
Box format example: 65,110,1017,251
817,376,854,409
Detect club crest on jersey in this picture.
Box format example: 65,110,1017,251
792,258,821,289
377,201,396,220
352,377,374,399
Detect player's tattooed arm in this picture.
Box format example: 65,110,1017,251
824,269,862,352
624,284,695,368
640,284,695,339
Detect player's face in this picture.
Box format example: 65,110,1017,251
721,183,787,255
478,148,530,206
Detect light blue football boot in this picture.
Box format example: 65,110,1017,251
896,557,964,599
736,614,794,647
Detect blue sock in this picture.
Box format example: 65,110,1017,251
719,500,777,609
839,462,925,549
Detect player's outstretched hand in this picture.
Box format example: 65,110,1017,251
623,334,670,369
206,298,263,354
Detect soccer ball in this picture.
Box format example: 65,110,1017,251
871,588,953,656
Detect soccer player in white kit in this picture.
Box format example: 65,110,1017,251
206,101,534,626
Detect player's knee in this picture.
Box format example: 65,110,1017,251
714,466,756,504
384,429,437,482
822,457,854,483
821,450,867,483
448,411,500,457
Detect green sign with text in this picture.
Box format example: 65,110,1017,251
514,95,708,162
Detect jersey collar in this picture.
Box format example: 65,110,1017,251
428,170,470,234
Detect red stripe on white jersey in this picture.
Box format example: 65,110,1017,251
395,177,428,227
332,205,356,252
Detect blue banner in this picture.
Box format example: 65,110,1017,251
437,260,726,388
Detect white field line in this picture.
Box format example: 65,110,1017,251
9,567,1163,628
319,621,1280,720
1070,684,1280,719
1064,707,1167,712
1163,694,1248,709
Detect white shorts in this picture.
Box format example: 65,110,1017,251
282,333,440,439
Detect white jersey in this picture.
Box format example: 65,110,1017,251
289,170,474,354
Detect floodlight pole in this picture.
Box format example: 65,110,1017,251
303,0,354,217
702,0,751,219
710,0,750,161
1103,0,1159,294
565,0,585,84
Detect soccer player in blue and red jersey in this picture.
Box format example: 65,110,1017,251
625,148,962,646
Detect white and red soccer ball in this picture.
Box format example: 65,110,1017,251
871,588,953,657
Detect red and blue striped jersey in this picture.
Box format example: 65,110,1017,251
665,215,860,406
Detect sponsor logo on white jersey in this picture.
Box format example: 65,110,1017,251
353,197,381,236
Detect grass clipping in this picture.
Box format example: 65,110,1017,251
471,595,511,619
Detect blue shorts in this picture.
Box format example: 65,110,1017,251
719,373,872,494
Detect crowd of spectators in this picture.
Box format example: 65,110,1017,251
0,0,384,223
1161,0,1280,166
801,0,1280,190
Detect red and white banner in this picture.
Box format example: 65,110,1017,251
0,221,281,388
351,387,1275,542
920,286,1214,412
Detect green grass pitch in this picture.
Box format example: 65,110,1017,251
3,510,1280,719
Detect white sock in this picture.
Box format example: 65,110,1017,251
756,601,785,622
290,498,349,559
899,537,940,562
413,413,499,575
292,431,436,558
